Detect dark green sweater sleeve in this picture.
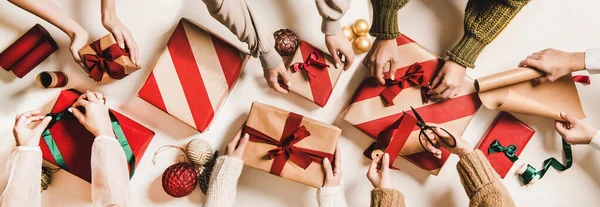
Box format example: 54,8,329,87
369,0,410,39
447,0,530,68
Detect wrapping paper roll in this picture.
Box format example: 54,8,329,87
0,24,58,78
36,71,68,88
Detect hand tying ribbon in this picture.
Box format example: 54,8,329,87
82,40,129,82
290,50,329,78
380,63,430,106
488,139,519,162
244,113,333,176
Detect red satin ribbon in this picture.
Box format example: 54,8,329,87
380,63,430,106
290,50,329,78
573,75,591,84
82,40,129,81
363,113,418,168
245,113,334,176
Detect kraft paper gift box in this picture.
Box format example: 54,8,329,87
242,102,341,188
138,18,250,132
0,24,58,78
476,112,535,178
39,89,155,183
78,33,141,82
343,34,482,175
282,41,344,107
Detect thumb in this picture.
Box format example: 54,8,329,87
322,158,334,177
34,116,53,134
330,49,342,69
560,112,579,125
555,121,569,137
69,107,85,123
279,68,291,87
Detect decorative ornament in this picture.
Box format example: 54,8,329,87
341,26,355,41
41,167,59,192
273,29,300,56
351,19,370,36
185,138,213,167
153,145,198,197
198,150,219,194
353,36,372,54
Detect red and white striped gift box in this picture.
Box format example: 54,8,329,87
342,34,482,175
138,18,249,132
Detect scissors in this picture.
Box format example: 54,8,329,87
410,107,457,153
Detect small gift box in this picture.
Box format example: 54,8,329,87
475,112,535,178
242,102,341,188
78,33,140,82
343,34,482,175
0,24,58,78
39,89,155,182
282,41,343,107
138,18,249,132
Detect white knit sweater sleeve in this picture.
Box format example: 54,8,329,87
204,156,244,207
91,135,131,207
317,186,348,207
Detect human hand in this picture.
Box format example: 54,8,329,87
102,14,140,66
69,29,90,64
225,129,250,159
363,38,399,85
420,127,473,158
367,153,391,189
555,112,598,145
13,110,52,147
325,33,354,71
263,63,291,94
322,145,342,187
69,91,114,138
428,60,466,101
519,48,585,82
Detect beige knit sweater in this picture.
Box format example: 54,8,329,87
370,150,515,207
204,156,348,207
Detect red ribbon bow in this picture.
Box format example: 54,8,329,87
380,63,430,106
244,113,334,176
291,50,329,78
82,41,129,82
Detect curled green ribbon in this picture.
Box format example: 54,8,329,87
488,139,519,162
42,110,136,179
519,139,572,185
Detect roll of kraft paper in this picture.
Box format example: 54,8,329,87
36,71,68,88
0,24,58,78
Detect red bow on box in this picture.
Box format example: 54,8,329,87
244,113,333,176
82,41,129,82
291,50,329,78
380,63,431,106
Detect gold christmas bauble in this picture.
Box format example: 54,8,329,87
353,36,372,54
185,138,213,167
341,26,355,41
351,19,370,36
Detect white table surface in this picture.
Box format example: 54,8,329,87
1,0,600,206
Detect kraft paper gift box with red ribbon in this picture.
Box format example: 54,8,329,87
78,33,141,82
282,41,343,107
0,24,58,78
475,112,535,178
39,89,155,182
138,18,249,132
242,102,341,188
342,34,482,175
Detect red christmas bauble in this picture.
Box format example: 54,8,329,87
162,162,198,198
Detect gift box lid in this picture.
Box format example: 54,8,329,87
39,89,155,183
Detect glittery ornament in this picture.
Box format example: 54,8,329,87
186,138,213,167
351,19,370,36
273,29,300,56
341,26,355,41
353,36,372,54
162,163,198,198
199,150,219,194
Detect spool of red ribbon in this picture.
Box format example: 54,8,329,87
36,71,68,88
0,24,58,78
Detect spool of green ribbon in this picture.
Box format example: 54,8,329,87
517,139,572,185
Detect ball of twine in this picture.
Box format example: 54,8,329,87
185,138,213,167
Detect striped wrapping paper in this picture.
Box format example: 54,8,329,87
342,34,482,175
138,18,249,132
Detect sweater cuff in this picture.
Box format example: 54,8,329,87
369,0,402,39
589,130,600,151
447,33,487,68
260,49,283,70
212,156,244,182
322,19,342,36
317,186,347,206
370,188,405,207
456,150,499,197
585,48,600,71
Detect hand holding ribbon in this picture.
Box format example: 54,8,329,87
488,139,519,162
81,40,130,82
291,50,329,78
380,63,430,106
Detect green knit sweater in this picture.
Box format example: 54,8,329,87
369,0,530,68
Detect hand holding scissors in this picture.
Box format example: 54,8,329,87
411,107,457,159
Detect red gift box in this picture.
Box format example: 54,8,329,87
138,18,249,132
0,24,58,78
39,89,155,182
476,112,535,178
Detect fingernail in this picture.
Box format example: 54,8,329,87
286,82,292,87
335,63,341,69
391,74,395,80
560,112,567,116
384,153,389,158
67,108,73,113
243,134,249,139
119,43,125,49
323,158,330,163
